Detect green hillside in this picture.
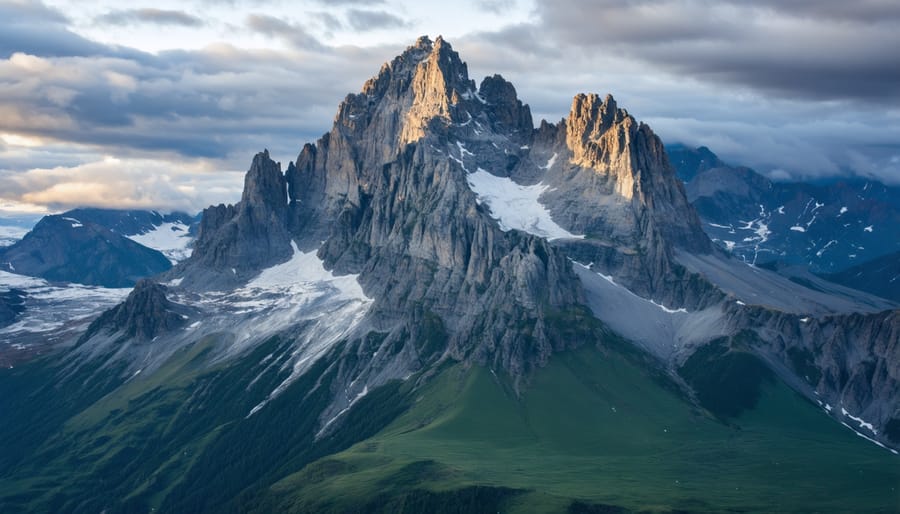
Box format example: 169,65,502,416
260,344,900,513
1,335,898,513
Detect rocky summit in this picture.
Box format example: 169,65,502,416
1,37,899,514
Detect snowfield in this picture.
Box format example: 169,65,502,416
466,168,584,241
0,270,130,343
127,222,193,263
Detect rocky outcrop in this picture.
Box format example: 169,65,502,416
515,93,713,307
188,150,292,276
82,280,187,341
0,215,172,287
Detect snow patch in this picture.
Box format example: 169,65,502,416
839,206,848,215
0,270,130,339
816,240,837,258
236,242,373,416
466,168,584,241
864,225,874,233
456,141,474,157
650,300,688,314
842,407,877,434
62,217,83,228
541,152,558,170
790,226,806,233
127,222,193,263
841,422,896,455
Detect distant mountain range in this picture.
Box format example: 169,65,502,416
668,144,900,274
823,250,900,303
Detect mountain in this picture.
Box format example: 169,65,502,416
1,37,899,514
55,208,198,264
0,214,173,288
668,144,900,273
822,250,900,302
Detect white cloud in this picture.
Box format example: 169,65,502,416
1,157,244,213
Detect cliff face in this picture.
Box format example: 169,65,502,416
720,303,900,443
190,150,292,277
82,279,187,342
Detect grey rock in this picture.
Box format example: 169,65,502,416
185,150,292,284
82,279,188,342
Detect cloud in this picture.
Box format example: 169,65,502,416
454,23,900,185
0,157,244,213
245,14,323,49
744,0,900,23
1,0,898,215
95,8,204,27
0,1,113,58
310,11,344,33
346,9,410,31
533,0,900,103
475,0,516,14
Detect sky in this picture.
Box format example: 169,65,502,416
1,0,899,214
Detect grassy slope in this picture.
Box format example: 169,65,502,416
267,345,900,513
0,333,411,514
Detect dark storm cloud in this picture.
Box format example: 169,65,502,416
533,0,900,103
95,8,205,27
345,9,410,31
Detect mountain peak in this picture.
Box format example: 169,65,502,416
413,34,432,50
